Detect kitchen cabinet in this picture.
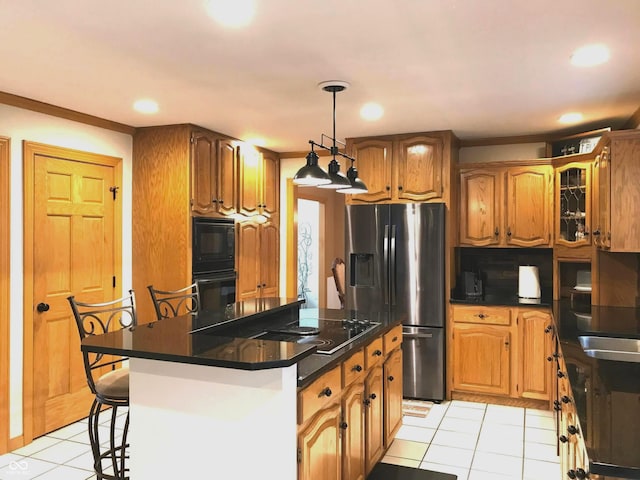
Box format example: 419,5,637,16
238,146,279,219
191,133,237,217
236,217,280,300
593,131,640,252
341,382,365,480
345,133,448,204
383,348,403,448
518,310,554,401
364,364,384,474
554,162,592,248
298,402,342,480
459,165,553,247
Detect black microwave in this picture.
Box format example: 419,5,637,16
192,217,235,274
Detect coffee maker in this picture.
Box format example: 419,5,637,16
461,271,483,298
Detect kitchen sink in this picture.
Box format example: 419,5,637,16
578,336,640,363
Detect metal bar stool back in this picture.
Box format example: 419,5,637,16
147,282,200,320
68,290,137,480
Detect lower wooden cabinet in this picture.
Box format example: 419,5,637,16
519,310,554,401
298,402,342,480
383,348,403,447
341,382,365,480
364,365,384,474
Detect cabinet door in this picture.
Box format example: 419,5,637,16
597,146,610,249
238,146,262,217
383,348,403,448
395,136,443,201
261,150,279,217
459,170,501,246
236,222,261,300
259,220,280,297
505,166,552,247
216,138,237,216
342,382,365,480
364,365,384,474
191,132,216,215
451,324,511,396
556,163,591,247
518,310,553,401
347,139,393,203
298,402,342,480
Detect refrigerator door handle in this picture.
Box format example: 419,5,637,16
403,333,434,339
390,224,396,305
383,224,390,306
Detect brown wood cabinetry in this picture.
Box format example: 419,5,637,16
459,165,553,247
298,328,402,480
345,133,450,204
554,161,592,248
593,132,640,252
450,305,553,403
237,217,280,300
238,147,279,218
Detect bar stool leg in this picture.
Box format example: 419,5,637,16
88,398,105,478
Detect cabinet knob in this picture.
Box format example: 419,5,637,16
262,283,266,287
557,370,566,378
369,393,377,400
386,185,391,191
363,399,371,406
212,198,218,203
547,356,553,362
544,325,553,333
494,227,499,237
567,425,579,436
319,387,332,398
559,435,569,444
576,468,589,479
388,375,394,382
507,227,512,236
373,349,383,356
567,469,577,479
561,395,572,404
477,313,486,319
352,364,363,372
398,185,403,191
219,198,224,204
36,302,50,313
340,421,348,430
592,229,600,236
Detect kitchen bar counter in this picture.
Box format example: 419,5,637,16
553,300,640,480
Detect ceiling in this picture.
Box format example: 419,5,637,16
1,0,639,152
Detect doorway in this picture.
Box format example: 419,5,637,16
22,141,123,442
297,198,324,307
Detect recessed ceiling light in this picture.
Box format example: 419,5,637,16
205,0,256,28
244,137,267,147
570,44,610,67
133,99,159,114
360,102,384,121
558,112,583,124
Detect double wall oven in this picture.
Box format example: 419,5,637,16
192,217,236,311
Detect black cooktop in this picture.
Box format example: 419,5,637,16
254,318,380,355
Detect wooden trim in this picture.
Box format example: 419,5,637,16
0,137,9,454
285,179,298,298
459,134,551,148
457,158,553,171
0,91,135,136
22,141,123,445
622,105,640,129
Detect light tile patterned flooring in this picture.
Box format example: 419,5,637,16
0,400,559,480
0,409,127,480
384,400,561,480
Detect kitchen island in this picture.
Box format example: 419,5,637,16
81,297,402,480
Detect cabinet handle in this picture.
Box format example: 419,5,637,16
507,227,512,236
392,336,398,342
544,325,553,333
369,393,377,400
340,421,348,430
494,227,499,237
398,185,403,191
561,395,572,404
547,356,553,362
386,185,391,191
567,425,579,436
388,375,394,382
568,469,577,479
559,435,569,444
36,302,50,313
504,340,510,348
557,370,566,378
319,387,332,398
212,198,218,203
351,364,363,372
219,198,224,204
592,229,600,236
576,468,589,479
373,349,383,356
476,313,487,319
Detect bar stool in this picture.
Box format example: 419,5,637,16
147,282,200,320
68,291,137,480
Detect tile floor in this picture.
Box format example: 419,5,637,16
0,400,559,480
383,400,561,480
0,409,127,480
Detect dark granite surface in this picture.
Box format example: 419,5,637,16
553,300,640,479
367,463,456,480
450,289,553,307
81,297,401,388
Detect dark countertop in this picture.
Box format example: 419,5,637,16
450,290,553,307
81,297,402,388
553,300,640,480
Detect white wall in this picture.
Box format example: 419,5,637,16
459,142,547,163
0,104,133,438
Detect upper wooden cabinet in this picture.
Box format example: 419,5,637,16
594,132,640,252
236,217,280,301
345,133,448,204
555,162,592,248
238,147,279,219
459,165,553,247
191,133,238,217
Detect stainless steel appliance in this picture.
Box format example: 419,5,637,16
192,217,237,309
345,203,445,401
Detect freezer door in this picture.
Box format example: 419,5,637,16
390,203,445,327
345,204,389,312
402,326,445,401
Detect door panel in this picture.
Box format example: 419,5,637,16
33,153,116,437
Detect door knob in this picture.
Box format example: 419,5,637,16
36,302,50,312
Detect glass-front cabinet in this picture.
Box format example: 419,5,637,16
555,162,592,247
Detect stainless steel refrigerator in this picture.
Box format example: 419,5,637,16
345,203,445,401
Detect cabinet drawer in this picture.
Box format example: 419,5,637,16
451,306,511,326
298,365,341,425
342,348,365,387
365,337,385,369
383,325,403,355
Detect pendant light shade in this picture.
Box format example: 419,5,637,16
338,164,368,194
293,151,331,186
318,158,351,189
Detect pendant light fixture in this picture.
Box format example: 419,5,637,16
293,81,368,194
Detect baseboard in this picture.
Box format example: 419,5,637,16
451,391,549,410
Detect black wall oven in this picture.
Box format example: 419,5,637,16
192,217,236,309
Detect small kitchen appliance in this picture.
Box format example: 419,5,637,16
518,265,541,299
